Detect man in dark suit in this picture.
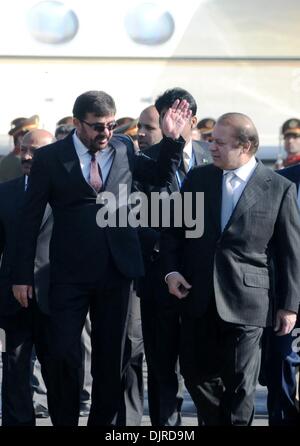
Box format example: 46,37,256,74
137,89,212,426
0,129,54,426
0,115,40,183
161,112,300,425
259,163,300,425
12,90,190,426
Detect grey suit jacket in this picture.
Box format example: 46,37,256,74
161,160,300,327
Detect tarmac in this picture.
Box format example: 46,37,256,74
34,366,269,427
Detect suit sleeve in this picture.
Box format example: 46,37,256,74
159,172,193,276
0,218,5,258
133,136,184,187
12,150,50,285
273,182,300,313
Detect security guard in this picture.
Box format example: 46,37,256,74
282,118,300,167
196,117,216,142
0,115,39,183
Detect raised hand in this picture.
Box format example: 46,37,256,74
161,99,192,140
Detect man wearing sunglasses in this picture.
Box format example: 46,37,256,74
12,90,190,426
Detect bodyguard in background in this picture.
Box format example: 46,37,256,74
260,163,300,425
137,89,211,425
0,129,54,426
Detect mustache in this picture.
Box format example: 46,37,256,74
21,159,33,166
95,136,107,142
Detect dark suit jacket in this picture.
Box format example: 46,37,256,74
160,160,300,327
0,176,52,319
13,132,184,286
136,140,212,306
138,140,212,267
277,164,300,190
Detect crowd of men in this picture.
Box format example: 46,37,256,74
0,87,299,427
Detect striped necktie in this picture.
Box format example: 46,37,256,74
88,151,102,192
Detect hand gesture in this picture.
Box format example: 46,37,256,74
12,284,32,308
161,99,192,140
274,309,297,336
166,272,192,299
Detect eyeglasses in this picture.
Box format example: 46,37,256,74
284,133,300,139
78,118,117,133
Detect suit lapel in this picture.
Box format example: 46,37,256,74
225,161,272,230
40,204,52,230
15,176,26,210
104,138,131,197
57,132,97,197
193,140,211,165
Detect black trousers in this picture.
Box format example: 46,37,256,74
46,267,131,426
180,301,263,426
139,260,184,426
260,326,300,425
1,298,50,426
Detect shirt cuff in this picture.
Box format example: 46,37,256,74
165,271,179,283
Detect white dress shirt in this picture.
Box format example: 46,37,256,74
183,140,193,171
222,156,258,210
72,132,115,185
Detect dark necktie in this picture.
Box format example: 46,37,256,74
88,151,102,192
177,156,187,186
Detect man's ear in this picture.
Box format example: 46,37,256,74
73,117,80,127
241,141,251,153
191,116,197,129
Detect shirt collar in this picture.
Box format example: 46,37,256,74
73,131,89,157
183,139,193,160
72,131,112,157
223,156,257,182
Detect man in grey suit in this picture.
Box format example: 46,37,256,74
0,129,54,425
161,112,300,425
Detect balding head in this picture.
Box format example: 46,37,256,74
217,113,259,154
137,105,162,150
21,129,55,176
210,113,259,170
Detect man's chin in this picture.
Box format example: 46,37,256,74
95,139,108,150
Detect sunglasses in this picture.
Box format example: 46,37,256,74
78,118,117,132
